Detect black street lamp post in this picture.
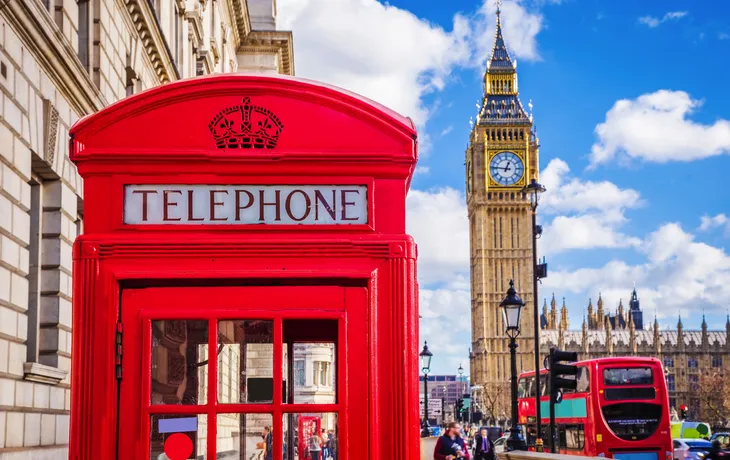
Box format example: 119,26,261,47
420,342,433,435
500,280,528,451
523,178,547,451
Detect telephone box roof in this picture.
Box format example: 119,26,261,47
70,73,416,139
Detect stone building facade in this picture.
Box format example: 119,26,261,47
541,289,730,423
419,375,470,424
0,0,292,456
467,5,541,418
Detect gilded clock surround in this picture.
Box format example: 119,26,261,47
487,150,526,188
466,5,540,417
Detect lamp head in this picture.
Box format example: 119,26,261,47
500,280,525,337
420,341,433,373
522,178,546,210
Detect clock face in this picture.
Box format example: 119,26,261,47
489,151,524,186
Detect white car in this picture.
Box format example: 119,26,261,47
493,435,509,454
673,439,713,460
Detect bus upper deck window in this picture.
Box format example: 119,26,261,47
603,367,653,386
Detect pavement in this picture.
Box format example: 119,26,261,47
421,437,437,460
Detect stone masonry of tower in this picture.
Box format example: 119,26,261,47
467,6,540,418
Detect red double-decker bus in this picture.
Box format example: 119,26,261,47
518,357,672,460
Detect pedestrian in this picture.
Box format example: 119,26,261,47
321,429,330,460
327,430,335,460
434,422,471,460
473,427,495,460
308,428,323,460
264,426,273,460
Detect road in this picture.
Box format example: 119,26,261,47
421,437,437,460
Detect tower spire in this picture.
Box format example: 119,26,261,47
487,1,514,72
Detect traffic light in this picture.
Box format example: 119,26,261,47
548,348,578,403
547,348,578,454
456,399,464,421
679,404,688,420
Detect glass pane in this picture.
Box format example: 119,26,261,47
287,343,336,404
218,320,274,404
151,320,209,405
217,413,273,460
282,413,337,460
283,345,289,403
150,414,206,460
603,367,653,386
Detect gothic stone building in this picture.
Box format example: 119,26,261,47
0,0,292,457
540,289,730,422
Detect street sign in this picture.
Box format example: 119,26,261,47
419,397,443,417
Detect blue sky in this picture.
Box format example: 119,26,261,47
279,0,730,374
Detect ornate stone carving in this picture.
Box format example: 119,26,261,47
43,98,60,165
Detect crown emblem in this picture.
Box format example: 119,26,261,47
209,97,284,149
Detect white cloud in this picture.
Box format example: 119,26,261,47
699,214,730,235
277,0,471,126
414,166,431,175
543,223,730,318
538,159,642,254
419,287,472,372
406,187,470,285
278,0,545,127
541,215,641,254
638,11,687,28
541,159,642,215
440,126,454,136
590,90,730,166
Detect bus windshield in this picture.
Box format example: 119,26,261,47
603,367,653,386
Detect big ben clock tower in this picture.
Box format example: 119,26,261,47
466,5,540,412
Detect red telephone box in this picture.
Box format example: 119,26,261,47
298,416,321,460
68,74,419,460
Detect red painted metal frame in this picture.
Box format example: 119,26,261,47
120,286,360,459
69,74,420,460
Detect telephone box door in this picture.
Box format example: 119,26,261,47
117,285,368,460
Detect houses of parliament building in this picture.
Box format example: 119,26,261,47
540,289,730,420
467,7,729,423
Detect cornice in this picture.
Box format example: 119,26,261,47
238,30,294,76
227,0,251,46
124,0,179,83
2,0,105,115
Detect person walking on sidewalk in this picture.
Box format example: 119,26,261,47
308,429,323,460
473,427,495,460
434,422,471,460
